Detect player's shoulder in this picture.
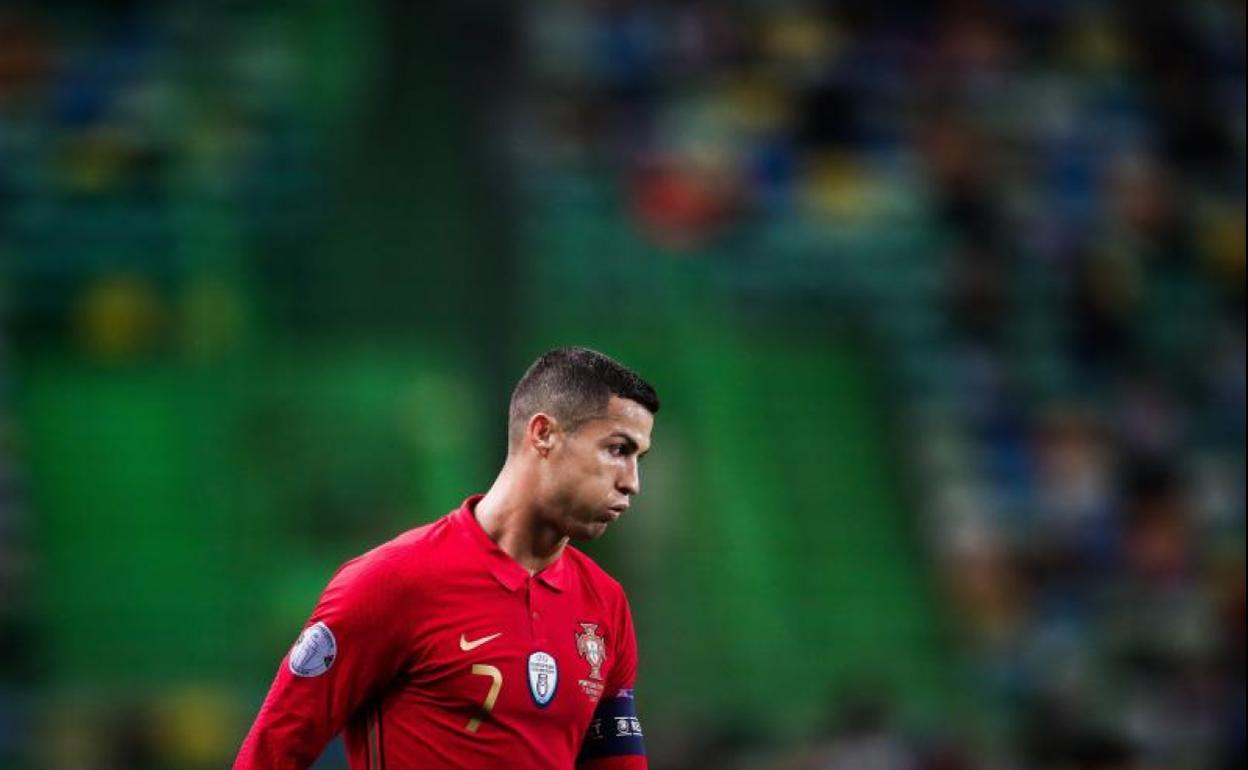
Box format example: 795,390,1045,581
381,512,459,556
560,545,629,601
329,512,458,590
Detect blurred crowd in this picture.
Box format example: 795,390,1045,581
1,4,315,769
0,1,312,360
514,1,1243,769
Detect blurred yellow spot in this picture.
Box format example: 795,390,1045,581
152,686,238,767
801,152,876,222
764,12,839,71
74,273,165,360
1202,207,1246,282
725,75,792,135
1065,13,1127,71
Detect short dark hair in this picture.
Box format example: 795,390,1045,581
508,347,659,448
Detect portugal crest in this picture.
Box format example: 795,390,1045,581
575,622,607,681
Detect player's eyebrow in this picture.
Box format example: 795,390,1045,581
608,431,650,457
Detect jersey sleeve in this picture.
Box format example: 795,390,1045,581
577,594,648,770
234,552,412,770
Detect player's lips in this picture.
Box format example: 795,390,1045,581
605,503,628,521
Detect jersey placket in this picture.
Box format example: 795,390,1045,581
524,577,546,644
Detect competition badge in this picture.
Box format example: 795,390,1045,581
288,621,337,677
527,651,559,708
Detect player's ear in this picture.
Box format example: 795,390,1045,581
528,413,558,457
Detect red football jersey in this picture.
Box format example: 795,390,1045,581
235,496,648,770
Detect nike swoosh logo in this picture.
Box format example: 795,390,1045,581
459,632,502,652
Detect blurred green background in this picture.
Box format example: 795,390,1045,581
1,1,1242,769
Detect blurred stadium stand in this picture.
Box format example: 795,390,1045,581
1,1,1243,769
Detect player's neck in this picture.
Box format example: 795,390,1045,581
474,470,568,575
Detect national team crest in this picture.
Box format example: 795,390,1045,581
575,622,607,681
527,651,558,708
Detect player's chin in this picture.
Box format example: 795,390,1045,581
570,519,611,541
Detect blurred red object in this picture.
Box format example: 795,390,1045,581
629,154,739,251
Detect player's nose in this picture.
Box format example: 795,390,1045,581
617,460,640,497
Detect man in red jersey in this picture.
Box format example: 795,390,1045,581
235,347,657,770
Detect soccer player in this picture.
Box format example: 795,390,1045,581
234,347,657,770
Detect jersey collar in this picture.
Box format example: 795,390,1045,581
454,495,567,592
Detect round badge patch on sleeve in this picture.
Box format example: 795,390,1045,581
288,621,337,677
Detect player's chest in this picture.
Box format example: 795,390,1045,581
408,584,615,728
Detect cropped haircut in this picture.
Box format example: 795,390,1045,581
508,347,659,450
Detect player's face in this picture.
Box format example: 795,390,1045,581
545,396,653,540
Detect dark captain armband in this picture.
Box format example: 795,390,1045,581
578,689,646,759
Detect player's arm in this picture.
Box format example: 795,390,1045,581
234,553,411,770
577,597,648,770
